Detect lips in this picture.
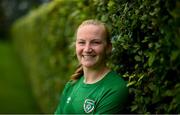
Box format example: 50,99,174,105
82,55,96,60
82,55,96,57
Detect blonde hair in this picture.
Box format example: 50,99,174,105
70,19,111,81
78,19,111,44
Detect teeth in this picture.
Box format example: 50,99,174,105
83,55,95,59
83,56,92,58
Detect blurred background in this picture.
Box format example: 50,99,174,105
0,0,50,113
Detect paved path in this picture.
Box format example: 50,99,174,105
0,41,41,113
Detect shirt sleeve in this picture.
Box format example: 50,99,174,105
94,82,128,114
54,81,72,114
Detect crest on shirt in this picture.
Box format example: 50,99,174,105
84,99,95,113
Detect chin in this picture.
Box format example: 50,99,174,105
82,63,96,68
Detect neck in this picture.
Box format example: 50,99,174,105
83,66,110,84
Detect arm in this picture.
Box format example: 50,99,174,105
94,83,128,114
54,81,72,114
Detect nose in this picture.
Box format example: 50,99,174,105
84,43,92,53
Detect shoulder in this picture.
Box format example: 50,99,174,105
101,71,128,99
62,79,80,92
104,71,128,90
94,71,128,113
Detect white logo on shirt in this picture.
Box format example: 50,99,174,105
66,97,71,103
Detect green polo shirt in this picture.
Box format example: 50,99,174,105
55,71,128,114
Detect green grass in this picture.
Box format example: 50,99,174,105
0,41,41,113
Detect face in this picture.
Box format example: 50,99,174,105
76,24,111,69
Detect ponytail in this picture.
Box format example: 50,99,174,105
70,64,83,81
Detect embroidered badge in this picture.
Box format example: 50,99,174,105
84,99,95,113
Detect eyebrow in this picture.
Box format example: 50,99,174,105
76,39,85,41
77,38,102,41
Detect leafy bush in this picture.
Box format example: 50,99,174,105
93,0,180,113
12,0,180,113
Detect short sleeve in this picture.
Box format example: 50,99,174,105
54,81,72,114
94,82,128,114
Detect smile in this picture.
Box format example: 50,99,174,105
82,55,96,58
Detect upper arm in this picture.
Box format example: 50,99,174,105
54,82,72,114
94,84,128,114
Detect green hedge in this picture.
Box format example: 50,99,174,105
11,0,92,113
93,0,180,113
11,0,180,113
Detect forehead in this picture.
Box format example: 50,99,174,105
76,24,106,39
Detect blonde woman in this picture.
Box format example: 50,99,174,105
55,19,128,114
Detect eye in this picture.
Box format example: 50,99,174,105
77,41,85,45
92,41,101,45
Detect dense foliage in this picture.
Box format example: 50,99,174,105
93,0,180,113
11,0,179,113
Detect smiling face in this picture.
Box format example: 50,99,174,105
76,23,111,69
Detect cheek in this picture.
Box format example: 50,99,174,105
96,46,107,55
75,45,82,55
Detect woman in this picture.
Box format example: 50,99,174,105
55,19,128,114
